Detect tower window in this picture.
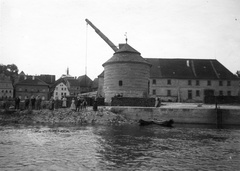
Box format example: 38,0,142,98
119,80,123,86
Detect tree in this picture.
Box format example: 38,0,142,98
0,64,19,84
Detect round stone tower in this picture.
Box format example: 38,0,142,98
102,43,151,103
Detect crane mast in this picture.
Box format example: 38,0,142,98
85,19,119,52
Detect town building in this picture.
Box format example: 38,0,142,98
0,74,14,99
14,76,49,100
146,58,239,102
53,82,69,100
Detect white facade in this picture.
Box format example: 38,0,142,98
53,82,69,100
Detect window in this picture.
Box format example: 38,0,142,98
219,91,223,96
167,90,171,96
227,81,231,86
207,80,211,86
196,80,200,86
167,80,171,85
5,90,8,93
25,89,28,92
196,90,200,97
152,89,156,95
227,91,231,96
152,79,156,85
188,80,192,85
56,92,58,95
188,90,192,99
55,87,58,90
219,81,223,86
119,80,123,86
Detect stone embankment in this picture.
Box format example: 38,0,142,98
0,107,130,125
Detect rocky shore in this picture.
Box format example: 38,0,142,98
0,107,131,125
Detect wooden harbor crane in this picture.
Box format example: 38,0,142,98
85,19,119,52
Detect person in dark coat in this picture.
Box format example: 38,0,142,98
36,95,42,110
30,95,36,110
15,97,20,109
24,96,30,110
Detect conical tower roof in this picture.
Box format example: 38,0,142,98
102,44,151,67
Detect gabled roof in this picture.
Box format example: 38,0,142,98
102,44,151,67
67,79,81,87
16,77,49,86
145,58,238,80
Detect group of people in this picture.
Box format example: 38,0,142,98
14,95,43,110
70,96,87,111
48,96,88,111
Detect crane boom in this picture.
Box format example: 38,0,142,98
85,19,118,52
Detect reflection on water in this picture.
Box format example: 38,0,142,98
0,123,240,171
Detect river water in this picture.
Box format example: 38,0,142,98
0,123,240,171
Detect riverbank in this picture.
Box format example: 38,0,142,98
1,103,240,126
0,107,129,125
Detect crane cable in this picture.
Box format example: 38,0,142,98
85,22,88,87
85,23,88,77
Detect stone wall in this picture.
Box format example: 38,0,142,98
108,106,240,125
111,97,155,107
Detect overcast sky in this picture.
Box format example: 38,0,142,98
1,0,240,80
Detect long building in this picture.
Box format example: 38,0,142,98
146,58,239,102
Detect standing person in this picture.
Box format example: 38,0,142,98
31,95,36,110
83,98,88,110
15,96,20,109
49,96,54,110
36,95,42,110
62,96,67,108
70,98,76,111
54,97,59,110
155,97,161,107
76,97,81,112
24,96,30,110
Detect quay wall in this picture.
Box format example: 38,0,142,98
108,107,240,125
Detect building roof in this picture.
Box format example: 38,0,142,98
67,79,81,87
102,43,151,67
77,75,92,87
145,58,238,80
92,78,98,89
15,76,49,86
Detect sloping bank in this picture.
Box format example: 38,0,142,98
0,107,131,125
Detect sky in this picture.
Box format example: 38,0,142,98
1,0,240,80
